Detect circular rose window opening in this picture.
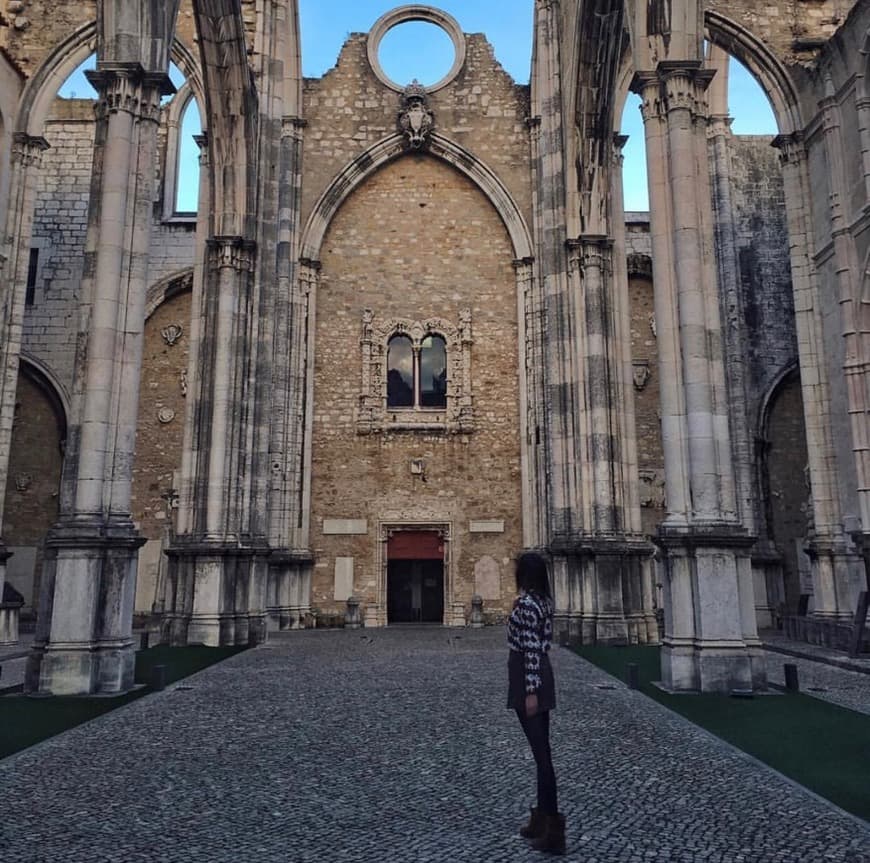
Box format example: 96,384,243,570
379,21,455,88
368,7,466,93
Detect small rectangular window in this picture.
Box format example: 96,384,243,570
25,248,39,306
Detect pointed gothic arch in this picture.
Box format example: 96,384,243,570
299,133,533,263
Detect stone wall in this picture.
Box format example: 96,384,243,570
311,156,523,620
24,98,94,392
131,289,191,541
301,32,532,235
24,95,197,392
727,135,797,425
628,273,665,537
1,370,64,609
302,28,532,622
765,372,811,612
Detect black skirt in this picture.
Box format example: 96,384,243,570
507,649,556,712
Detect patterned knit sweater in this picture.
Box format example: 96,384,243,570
507,591,554,694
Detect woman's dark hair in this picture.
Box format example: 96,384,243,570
515,551,552,598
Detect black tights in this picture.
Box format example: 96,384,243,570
516,708,558,815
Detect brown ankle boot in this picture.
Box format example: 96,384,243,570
531,813,566,855
519,806,544,839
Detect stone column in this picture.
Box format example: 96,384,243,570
267,115,313,631
856,72,870,206
530,0,584,643
773,131,855,620
706,52,776,630
612,135,658,644
167,236,271,648
515,256,546,549
0,133,49,643
27,66,170,695
819,77,869,612
634,63,763,692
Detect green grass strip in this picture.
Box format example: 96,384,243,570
575,645,870,822
0,645,245,760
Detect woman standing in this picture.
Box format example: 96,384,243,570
507,551,565,854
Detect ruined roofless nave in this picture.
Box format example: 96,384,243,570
0,0,869,696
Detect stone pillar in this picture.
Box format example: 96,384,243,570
559,235,653,644
166,236,271,647
612,135,658,644
773,131,856,621
516,255,547,549
634,63,763,691
27,66,170,695
856,72,870,206
706,51,775,630
0,133,49,635
530,0,586,640
819,76,869,614
265,114,315,627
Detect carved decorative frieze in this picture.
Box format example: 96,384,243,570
398,81,435,150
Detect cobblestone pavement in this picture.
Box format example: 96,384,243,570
2,628,870,862
764,650,870,717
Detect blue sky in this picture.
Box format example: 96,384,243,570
57,3,777,213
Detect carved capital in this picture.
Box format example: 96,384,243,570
87,65,172,123
11,133,49,168
631,72,663,123
208,236,257,271
659,63,714,118
772,131,806,168
567,235,613,274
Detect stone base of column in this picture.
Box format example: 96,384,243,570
807,538,862,620
750,542,784,629
26,518,145,695
659,641,755,693
0,543,17,646
0,603,21,645
162,538,272,647
656,524,767,693
551,538,657,646
266,550,313,632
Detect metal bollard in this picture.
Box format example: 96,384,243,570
784,663,799,692
626,662,639,690
152,664,167,691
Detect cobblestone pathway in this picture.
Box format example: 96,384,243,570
2,628,869,862
764,651,870,717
